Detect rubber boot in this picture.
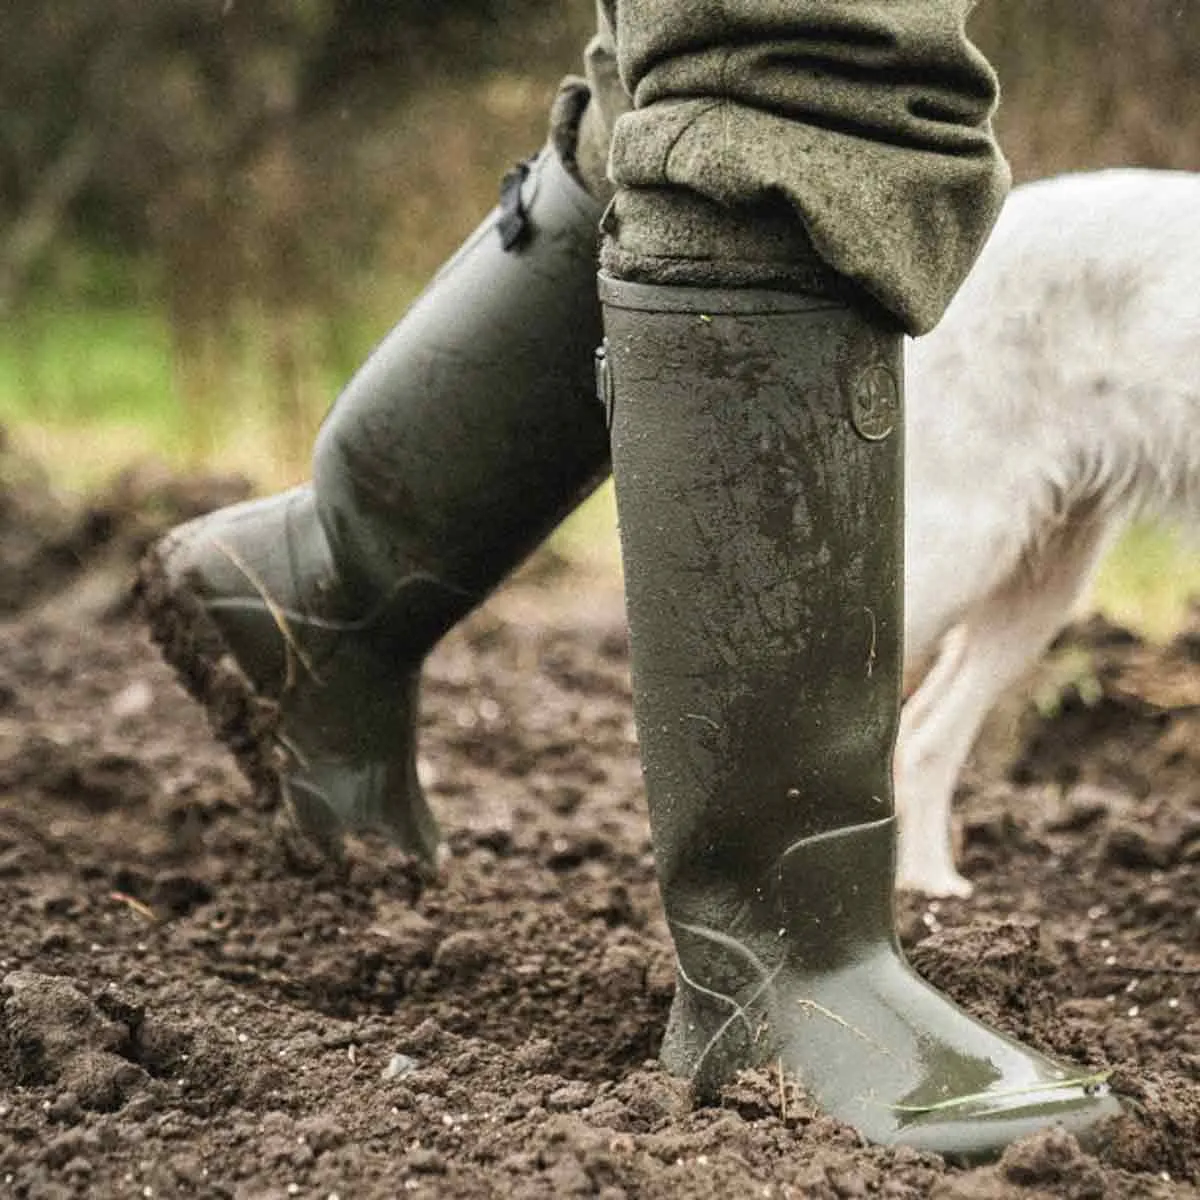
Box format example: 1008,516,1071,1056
138,148,609,866
599,276,1121,1163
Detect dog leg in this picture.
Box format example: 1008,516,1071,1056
896,515,1113,897
896,626,978,897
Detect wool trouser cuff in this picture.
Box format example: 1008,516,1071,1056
598,187,884,315
597,1,1010,334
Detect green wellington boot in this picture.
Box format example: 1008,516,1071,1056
599,276,1121,1162
138,147,609,865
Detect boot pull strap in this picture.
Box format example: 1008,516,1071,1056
497,159,534,251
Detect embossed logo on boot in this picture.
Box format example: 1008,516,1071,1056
850,364,900,441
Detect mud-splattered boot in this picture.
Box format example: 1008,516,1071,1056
599,276,1122,1162
137,146,609,866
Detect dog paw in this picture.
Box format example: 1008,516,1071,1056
896,864,975,899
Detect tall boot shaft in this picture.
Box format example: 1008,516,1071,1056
601,278,903,923
314,152,610,613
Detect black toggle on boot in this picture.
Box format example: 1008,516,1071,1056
599,274,1121,1163
138,147,609,866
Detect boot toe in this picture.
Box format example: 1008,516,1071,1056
892,1083,1124,1165
139,492,441,865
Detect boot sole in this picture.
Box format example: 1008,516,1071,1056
135,547,289,814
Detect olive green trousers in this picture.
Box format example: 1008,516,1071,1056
552,1,1008,335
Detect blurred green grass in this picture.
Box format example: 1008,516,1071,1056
1,311,171,429
0,298,392,490
1,303,1196,641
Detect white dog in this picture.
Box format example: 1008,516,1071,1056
897,168,1199,897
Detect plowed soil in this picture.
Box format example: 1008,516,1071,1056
1,448,1197,1199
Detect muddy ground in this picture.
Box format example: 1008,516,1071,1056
0,450,1197,1198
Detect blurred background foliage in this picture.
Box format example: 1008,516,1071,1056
1,0,1198,630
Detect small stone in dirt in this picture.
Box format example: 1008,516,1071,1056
382,1053,420,1081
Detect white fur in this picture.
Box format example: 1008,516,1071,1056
897,168,1200,897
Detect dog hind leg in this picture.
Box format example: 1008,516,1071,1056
896,510,1114,897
